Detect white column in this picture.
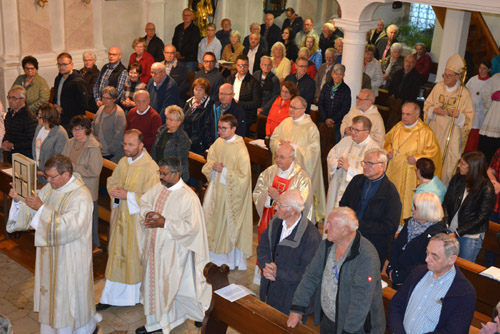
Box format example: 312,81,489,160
436,9,471,77
335,19,378,107
48,0,65,52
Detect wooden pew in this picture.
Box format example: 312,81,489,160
456,257,500,317
201,262,318,334
96,158,116,223
244,137,271,169
249,114,268,138
189,151,208,197
484,221,500,256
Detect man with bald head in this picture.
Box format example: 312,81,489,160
385,102,442,222
94,46,128,106
144,22,165,62
126,90,162,151
163,44,189,105
257,189,321,314
270,96,326,222
260,13,281,56
254,143,315,240
340,88,386,146
146,62,180,123
206,83,246,145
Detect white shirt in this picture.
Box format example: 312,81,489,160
233,74,246,101
247,46,259,75
279,214,302,242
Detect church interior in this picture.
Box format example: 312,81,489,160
0,0,500,333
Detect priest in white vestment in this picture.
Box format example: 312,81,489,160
136,157,211,334
202,114,253,270
8,154,100,334
270,96,326,221
340,88,386,147
98,129,160,310
326,115,380,216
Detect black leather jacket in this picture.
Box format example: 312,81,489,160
443,173,495,236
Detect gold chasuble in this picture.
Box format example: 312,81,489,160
139,181,211,332
270,115,326,221
7,174,95,330
253,163,313,238
202,135,253,258
424,81,473,184
106,150,160,284
384,120,442,222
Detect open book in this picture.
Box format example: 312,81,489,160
479,266,500,282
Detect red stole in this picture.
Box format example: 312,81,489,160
257,174,294,242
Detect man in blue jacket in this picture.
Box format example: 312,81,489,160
388,233,476,333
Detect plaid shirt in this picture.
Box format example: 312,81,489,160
93,62,128,102
490,148,500,212
122,79,146,102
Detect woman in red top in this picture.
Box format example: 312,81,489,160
129,37,154,84
266,81,299,136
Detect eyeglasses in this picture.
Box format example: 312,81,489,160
158,170,174,177
236,64,249,68
108,53,120,56
57,63,71,67
289,105,303,110
164,51,176,55
6,95,23,100
72,126,85,132
217,126,231,131
361,161,383,167
296,65,308,68
356,96,371,101
150,71,163,75
351,127,367,134
44,172,62,181
442,73,457,79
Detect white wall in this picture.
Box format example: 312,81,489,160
101,0,145,65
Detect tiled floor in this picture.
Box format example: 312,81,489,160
0,231,261,334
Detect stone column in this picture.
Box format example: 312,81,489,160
436,9,471,77
335,19,379,107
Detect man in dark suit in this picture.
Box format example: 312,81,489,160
254,56,280,116
163,44,190,105
339,148,401,268
261,13,282,55
205,83,246,146
227,55,262,133
386,55,424,130
281,8,303,40
243,33,267,75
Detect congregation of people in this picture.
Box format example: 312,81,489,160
2,6,500,334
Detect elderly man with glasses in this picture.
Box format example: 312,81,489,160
339,148,401,268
